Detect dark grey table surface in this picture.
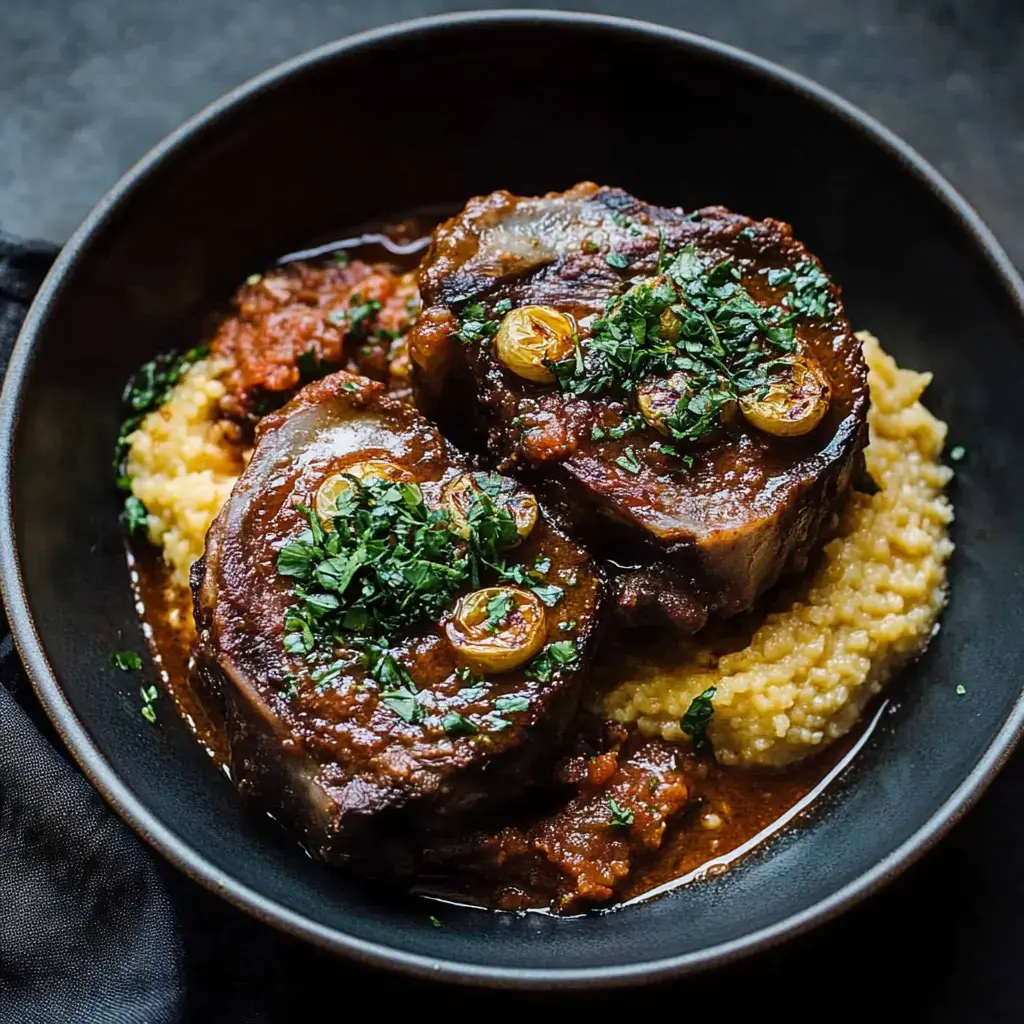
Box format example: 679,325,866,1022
4,1,1024,1021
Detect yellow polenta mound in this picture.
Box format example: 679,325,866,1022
600,333,954,767
126,358,245,588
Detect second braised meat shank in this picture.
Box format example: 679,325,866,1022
409,183,869,627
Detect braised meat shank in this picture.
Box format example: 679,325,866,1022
191,372,604,868
409,183,869,627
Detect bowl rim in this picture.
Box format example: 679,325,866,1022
3,8,1024,989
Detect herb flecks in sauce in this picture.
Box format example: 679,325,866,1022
111,650,143,672
524,641,578,683
607,798,635,828
140,684,159,725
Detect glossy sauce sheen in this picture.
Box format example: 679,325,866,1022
128,222,862,913
133,551,856,912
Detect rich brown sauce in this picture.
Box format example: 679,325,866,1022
126,221,870,914
132,543,865,912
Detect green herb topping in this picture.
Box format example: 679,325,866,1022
122,496,149,537
547,246,836,455
615,446,642,475
680,685,717,754
524,640,578,683
140,683,159,725
275,472,567,721
441,711,478,736
115,345,210,532
329,292,382,342
607,798,634,828
483,590,514,632
454,297,513,344
111,650,143,672
494,694,529,714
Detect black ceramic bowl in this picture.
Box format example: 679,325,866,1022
3,11,1024,988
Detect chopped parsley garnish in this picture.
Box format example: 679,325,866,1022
115,345,209,475
275,473,560,716
780,261,836,320
442,711,478,736
111,650,143,672
615,447,642,475
949,445,966,463
558,619,577,632
327,293,382,341
681,685,717,754
429,914,442,928
606,251,629,269
482,713,513,732
524,641,578,683
483,590,513,632
550,245,835,453
524,583,562,607
956,684,967,696
454,298,513,344
115,344,210,529
296,347,325,381
277,483,465,644
607,798,634,828
455,303,500,344
534,554,551,574
606,415,644,440
380,683,425,724
347,296,382,339
494,694,529,714
140,683,159,725
122,496,149,536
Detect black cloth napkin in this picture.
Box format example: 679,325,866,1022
0,234,183,1024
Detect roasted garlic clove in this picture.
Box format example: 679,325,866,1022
446,586,547,673
739,354,831,437
495,305,576,383
440,472,538,543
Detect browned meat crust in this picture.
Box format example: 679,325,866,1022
409,183,869,626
